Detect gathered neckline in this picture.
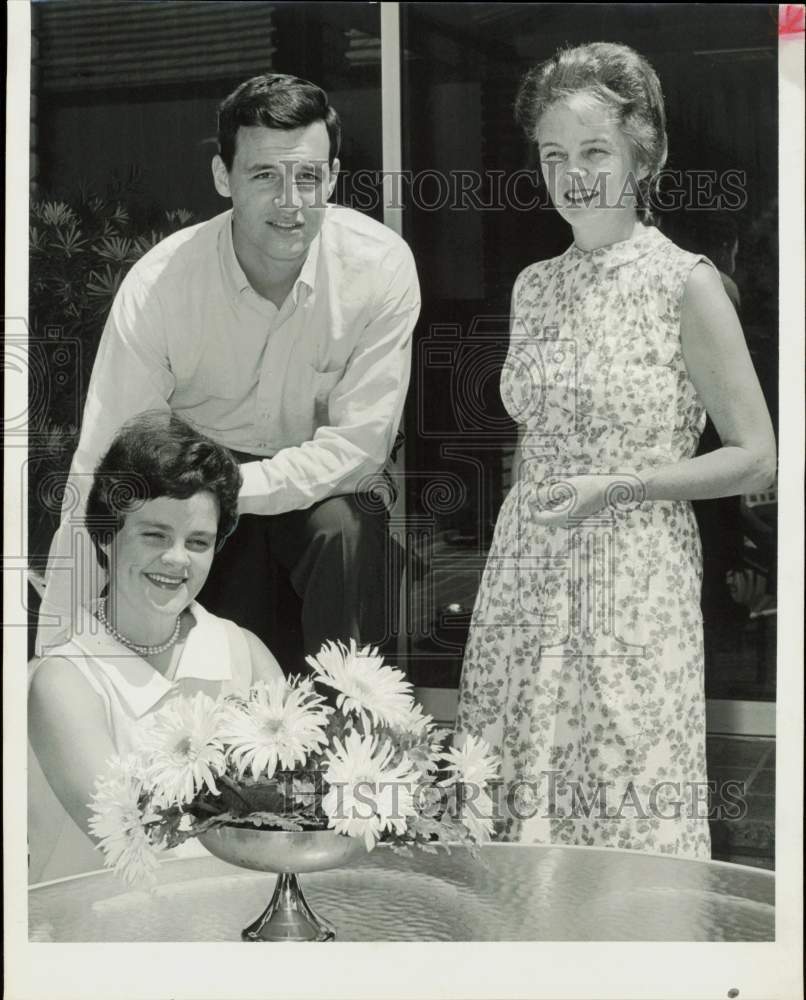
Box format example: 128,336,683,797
563,224,665,270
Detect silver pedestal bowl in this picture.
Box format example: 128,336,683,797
198,826,367,942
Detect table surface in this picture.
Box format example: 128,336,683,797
29,843,774,943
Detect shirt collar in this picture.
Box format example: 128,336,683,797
561,223,665,271
68,602,233,718
297,230,320,296
220,210,320,306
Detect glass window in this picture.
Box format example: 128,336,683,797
28,0,382,618
398,3,779,710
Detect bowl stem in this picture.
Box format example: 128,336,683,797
241,873,336,942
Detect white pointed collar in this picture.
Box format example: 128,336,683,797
65,601,233,718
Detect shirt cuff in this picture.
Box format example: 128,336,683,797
238,460,278,516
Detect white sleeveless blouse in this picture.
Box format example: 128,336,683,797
28,602,257,884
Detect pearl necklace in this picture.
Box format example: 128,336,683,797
96,598,182,657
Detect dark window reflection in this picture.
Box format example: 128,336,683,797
400,3,778,703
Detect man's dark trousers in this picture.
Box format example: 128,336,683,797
198,472,400,675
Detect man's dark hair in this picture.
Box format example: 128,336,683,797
217,73,342,170
86,411,242,571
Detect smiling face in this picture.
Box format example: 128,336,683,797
105,492,220,630
212,121,339,270
536,97,647,228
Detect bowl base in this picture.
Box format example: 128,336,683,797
242,872,336,943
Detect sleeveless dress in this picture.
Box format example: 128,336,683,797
456,225,713,859
28,602,259,884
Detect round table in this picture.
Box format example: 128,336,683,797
29,844,774,942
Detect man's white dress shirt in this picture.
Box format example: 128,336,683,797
37,205,420,650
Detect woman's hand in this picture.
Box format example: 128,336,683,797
532,474,643,527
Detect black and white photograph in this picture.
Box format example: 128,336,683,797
4,2,804,998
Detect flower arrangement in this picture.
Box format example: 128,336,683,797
89,641,499,886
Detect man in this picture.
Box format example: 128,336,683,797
37,74,420,670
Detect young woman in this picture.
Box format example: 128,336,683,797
455,42,775,858
28,412,283,882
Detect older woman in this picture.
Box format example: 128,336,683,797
28,412,283,882
456,42,776,858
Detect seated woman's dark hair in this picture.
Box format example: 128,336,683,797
86,411,242,570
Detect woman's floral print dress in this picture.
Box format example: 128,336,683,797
456,225,713,858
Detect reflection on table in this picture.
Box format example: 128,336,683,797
29,843,774,943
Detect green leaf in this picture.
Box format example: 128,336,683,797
92,236,135,263
37,201,77,227
86,264,124,300
49,221,88,257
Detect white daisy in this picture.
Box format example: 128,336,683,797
306,639,420,731
440,734,499,788
321,729,420,851
403,700,436,736
88,755,162,886
219,677,331,780
137,691,226,807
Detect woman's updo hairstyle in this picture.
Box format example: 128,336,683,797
86,411,242,570
514,42,667,221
